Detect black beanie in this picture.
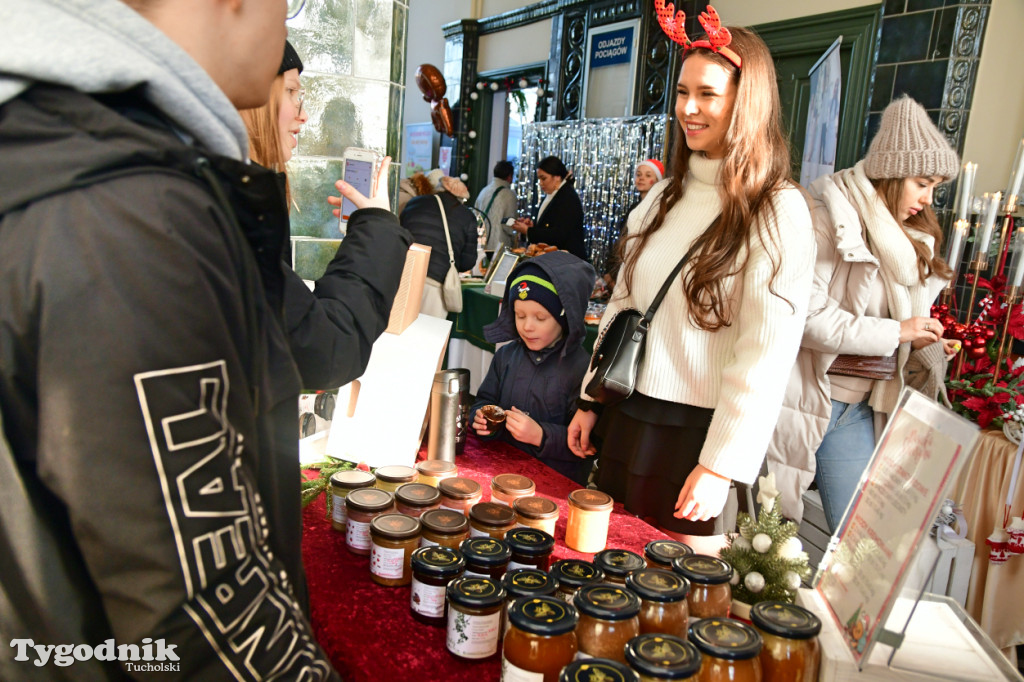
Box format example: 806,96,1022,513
279,40,304,75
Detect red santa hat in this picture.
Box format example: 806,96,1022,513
637,159,664,181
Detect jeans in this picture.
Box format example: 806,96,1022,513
814,399,875,535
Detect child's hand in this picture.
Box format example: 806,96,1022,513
472,410,492,436
505,407,542,447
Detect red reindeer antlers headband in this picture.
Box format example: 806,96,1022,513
654,1,742,69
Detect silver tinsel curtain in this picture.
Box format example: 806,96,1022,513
513,115,669,273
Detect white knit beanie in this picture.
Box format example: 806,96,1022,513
425,168,445,190
863,96,959,180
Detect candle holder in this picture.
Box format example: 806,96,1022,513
993,286,1021,384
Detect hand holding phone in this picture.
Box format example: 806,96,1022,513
328,153,392,225
339,148,380,225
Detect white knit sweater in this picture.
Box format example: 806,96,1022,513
585,154,815,484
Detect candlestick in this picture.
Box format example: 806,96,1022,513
1005,138,1024,213
947,219,969,276
994,286,1020,384
955,162,977,222
980,193,1002,258
1011,228,1024,288
971,193,996,262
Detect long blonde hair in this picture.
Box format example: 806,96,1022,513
239,76,290,200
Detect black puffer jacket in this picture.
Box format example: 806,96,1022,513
400,191,478,281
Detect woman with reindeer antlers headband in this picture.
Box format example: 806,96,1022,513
568,4,815,553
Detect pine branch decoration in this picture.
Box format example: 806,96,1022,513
300,457,360,518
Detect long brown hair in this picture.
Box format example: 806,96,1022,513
618,27,793,331
239,76,290,199
871,178,953,282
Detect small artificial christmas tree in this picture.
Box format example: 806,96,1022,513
719,472,812,605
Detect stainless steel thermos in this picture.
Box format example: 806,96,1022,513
427,368,470,462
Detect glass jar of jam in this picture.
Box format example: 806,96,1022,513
625,634,701,681
446,576,506,661
560,659,639,682
438,477,483,516
506,527,555,571
594,549,647,584
566,489,614,553
513,496,560,536
420,509,470,549
329,469,376,531
625,569,690,638
369,513,421,587
503,568,559,634
469,502,517,539
345,488,395,556
550,559,605,603
460,537,511,579
503,596,579,680
395,482,441,518
644,540,694,571
689,618,763,682
491,473,536,507
410,545,465,626
574,583,641,663
673,555,732,620
374,464,417,492
750,601,820,682
416,459,457,487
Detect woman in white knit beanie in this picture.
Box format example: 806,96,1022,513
766,95,960,532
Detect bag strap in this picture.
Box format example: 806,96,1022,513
482,185,507,217
639,213,721,326
434,194,457,268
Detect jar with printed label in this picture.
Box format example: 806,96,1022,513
369,513,420,586
750,601,820,682
594,549,646,584
460,536,511,579
395,482,441,518
625,569,690,638
438,477,483,516
574,583,641,663
491,473,536,507
549,559,605,603
374,465,417,493
672,555,732,620
689,618,763,682
565,489,613,553
505,527,554,571
643,540,693,571
416,459,458,487
559,659,639,682
502,596,578,681
502,568,558,635
345,488,395,556
420,508,470,549
624,634,701,681
469,502,517,539
329,469,376,531
410,545,465,626
513,496,560,536
446,576,506,661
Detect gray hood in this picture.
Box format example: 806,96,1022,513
0,0,249,160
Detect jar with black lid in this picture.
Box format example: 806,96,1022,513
625,634,701,681
410,546,465,626
395,482,441,518
345,488,395,556
373,464,417,492
469,501,517,539
438,477,483,516
749,601,820,682
594,549,647,584
369,513,421,587
506,527,555,571
502,568,558,635
574,583,641,663
420,508,470,549
644,540,694,571
625,569,690,638
560,659,639,682
460,537,511,579
446,576,506,660
689,618,763,682
672,555,733,620
329,469,376,531
502,596,579,681
549,559,605,603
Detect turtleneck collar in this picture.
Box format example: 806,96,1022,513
688,153,724,186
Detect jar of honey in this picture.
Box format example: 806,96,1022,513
416,459,457,487
503,596,579,680
672,555,732,620
503,567,558,636
574,583,641,663
506,527,555,571
625,569,690,638
513,496,560,536
644,540,694,571
410,545,465,626
369,513,421,587
420,509,470,549
594,549,647,584
566,489,614,553
559,659,639,682
446,576,506,661
329,469,376,531
550,559,605,603
395,482,441,518
469,502,517,539
689,618,763,682
749,601,820,682
624,634,701,681
460,537,511,580
345,488,395,556
438,477,483,516
373,465,417,492
490,473,536,507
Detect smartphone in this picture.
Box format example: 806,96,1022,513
339,147,379,225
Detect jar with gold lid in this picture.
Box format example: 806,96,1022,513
566,489,614,553
369,513,421,586
625,569,690,638
446,576,506,660
438,477,483,516
644,540,694,571
469,502,517,539
574,583,641,663
329,469,376,531
490,473,536,507
410,545,465,626
689,618,763,682
395,482,441,518
505,527,555,571
345,488,395,556
502,596,578,681
460,537,511,579
549,559,605,603
594,549,647,584
625,633,701,681
374,465,417,492
513,496,560,536
749,601,820,682
420,508,470,549
560,659,639,682
416,459,457,487
673,555,732,620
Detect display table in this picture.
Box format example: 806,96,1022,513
301,434,669,681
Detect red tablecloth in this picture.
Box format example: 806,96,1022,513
301,434,670,681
